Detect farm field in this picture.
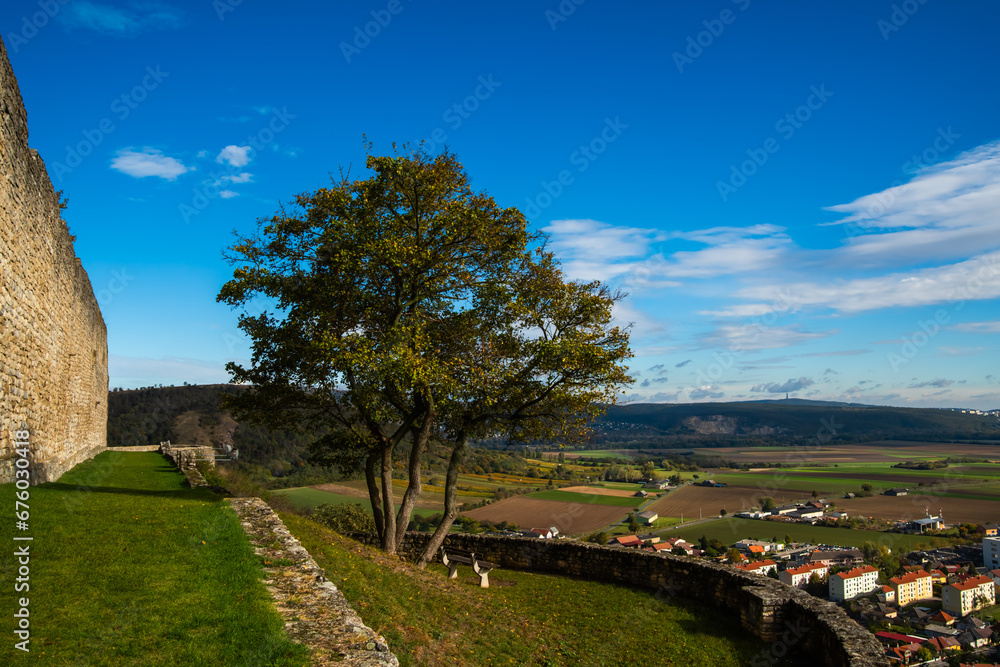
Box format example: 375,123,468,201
839,493,1000,525
661,517,953,551
528,489,647,507
647,484,807,519
462,497,628,535
560,485,639,497
688,440,1000,464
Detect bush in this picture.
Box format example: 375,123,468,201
311,503,376,533
585,531,609,545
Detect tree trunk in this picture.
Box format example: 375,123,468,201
394,398,433,549
365,454,385,541
380,446,397,554
416,434,468,568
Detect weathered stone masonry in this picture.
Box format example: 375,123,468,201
357,532,891,667
0,36,108,484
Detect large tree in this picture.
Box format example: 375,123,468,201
218,147,632,558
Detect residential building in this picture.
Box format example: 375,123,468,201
829,565,879,602
885,488,908,496
780,563,828,589
983,523,999,536
736,559,777,576
890,570,934,607
803,548,864,568
611,534,642,548
942,575,996,616
879,585,895,604
636,510,658,526
984,536,1000,570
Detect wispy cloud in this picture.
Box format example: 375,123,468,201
909,378,954,388
702,325,835,351
728,251,1000,315
825,140,1000,266
58,1,184,35
952,320,1000,333
111,148,191,180
751,376,814,393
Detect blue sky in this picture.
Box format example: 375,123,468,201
4,0,1000,409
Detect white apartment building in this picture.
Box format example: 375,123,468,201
985,536,1000,570
780,563,828,589
942,575,996,616
829,565,880,602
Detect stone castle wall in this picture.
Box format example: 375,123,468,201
0,36,108,484
357,532,890,667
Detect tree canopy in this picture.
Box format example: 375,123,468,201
218,147,632,559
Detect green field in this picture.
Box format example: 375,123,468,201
660,517,952,550
273,486,441,517
528,489,646,507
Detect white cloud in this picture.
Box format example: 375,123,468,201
226,172,253,184
689,385,724,400
219,190,239,199
57,1,184,35
216,145,253,168
111,148,191,180
543,219,667,283
826,140,1000,266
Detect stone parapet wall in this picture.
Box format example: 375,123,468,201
0,36,108,484
159,441,211,487
355,532,889,667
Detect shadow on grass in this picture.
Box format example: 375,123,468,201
38,482,222,500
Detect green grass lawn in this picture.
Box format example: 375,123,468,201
659,517,954,550
0,452,309,666
279,512,792,666
528,489,646,507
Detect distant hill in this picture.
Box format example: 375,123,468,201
587,399,1000,447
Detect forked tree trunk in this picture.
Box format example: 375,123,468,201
417,435,468,568
394,400,433,549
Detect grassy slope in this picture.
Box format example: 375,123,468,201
0,452,308,666
660,517,952,550
279,512,787,667
273,486,440,518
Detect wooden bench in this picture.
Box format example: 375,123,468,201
440,547,495,588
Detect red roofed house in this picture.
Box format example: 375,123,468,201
943,575,996,616
780,563,828,589
923,635,961,653
829,565,879,602
736,558,777,576
611,534,642,548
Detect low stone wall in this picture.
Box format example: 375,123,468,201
356,532,889,667
228,498,399,667
158,441,211,487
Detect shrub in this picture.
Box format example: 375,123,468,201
311,503,376,534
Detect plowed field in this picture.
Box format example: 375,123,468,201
462,497,627,535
